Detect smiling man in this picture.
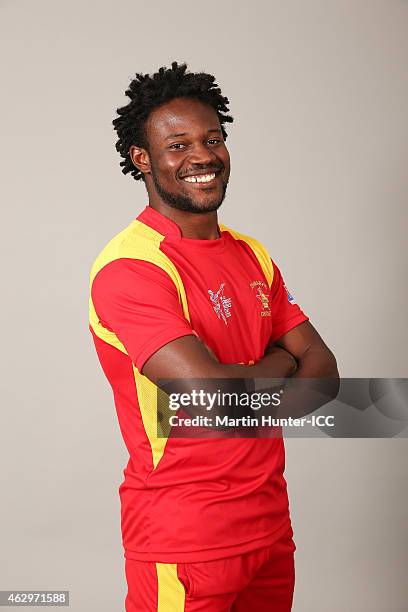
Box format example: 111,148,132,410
89,62,338,611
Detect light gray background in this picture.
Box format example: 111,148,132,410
1,1,407,610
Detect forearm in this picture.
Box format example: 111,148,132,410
161,345,297,425
146,334,298,424
215,346,297,380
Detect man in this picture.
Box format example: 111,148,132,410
89,61,339,611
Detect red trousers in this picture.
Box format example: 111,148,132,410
124,526,295,611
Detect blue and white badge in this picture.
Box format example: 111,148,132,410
283,284,297,305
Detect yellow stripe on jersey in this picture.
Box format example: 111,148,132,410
133,366,174,469
219,224,274,288
156,563,185,611
89,219,192,351
89,219,191,470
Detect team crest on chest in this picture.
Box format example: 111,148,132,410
208,283,232,325
250,280,271,317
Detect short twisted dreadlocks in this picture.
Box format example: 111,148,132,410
112,61,233,181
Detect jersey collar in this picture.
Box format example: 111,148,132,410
136,205,226,252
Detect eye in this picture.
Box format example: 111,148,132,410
169,143,185,150
208,139,222,145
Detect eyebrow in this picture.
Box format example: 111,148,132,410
165,128,222,140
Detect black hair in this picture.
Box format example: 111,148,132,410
112,61,233,181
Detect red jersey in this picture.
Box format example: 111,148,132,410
89,205,308,562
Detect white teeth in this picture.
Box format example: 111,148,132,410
183,173,216,183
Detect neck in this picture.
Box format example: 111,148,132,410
148,201,220,240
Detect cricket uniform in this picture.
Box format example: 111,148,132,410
89,205,308,610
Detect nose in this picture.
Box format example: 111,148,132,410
188,141,217,166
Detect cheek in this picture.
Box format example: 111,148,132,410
223,149,231,167
158,153,181,172
150,150,179,177
217,149,230,173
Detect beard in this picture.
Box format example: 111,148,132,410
150,165,229,214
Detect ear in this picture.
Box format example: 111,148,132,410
129,145,151,177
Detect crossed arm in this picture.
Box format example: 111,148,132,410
142,320,339,383
142,321,339,421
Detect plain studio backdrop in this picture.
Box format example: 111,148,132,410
0,1,407,610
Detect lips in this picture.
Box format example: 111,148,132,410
180,168,222,185
183,172,216,183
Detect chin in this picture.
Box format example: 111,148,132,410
154,178,228,214
188,186,228,212
161,191,226,214
190,203,223,214
189,194,226,213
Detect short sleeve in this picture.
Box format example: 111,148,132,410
91,258,196,371
269,259,309,343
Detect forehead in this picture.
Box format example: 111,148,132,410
145,97,221,142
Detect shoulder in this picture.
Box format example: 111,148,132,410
220,223,274,287
90,219,166,282
219,223,267,250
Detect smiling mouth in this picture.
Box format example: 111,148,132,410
181,171,219,185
